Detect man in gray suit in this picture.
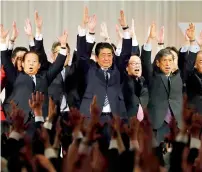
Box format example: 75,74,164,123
141,23,183,144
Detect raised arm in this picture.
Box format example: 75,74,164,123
141,23,156,86
34,11,49,71
0,25,17,85
46,31,67,85
183,23,200,81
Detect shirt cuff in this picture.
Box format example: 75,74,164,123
189,45,200,53
59,48,67,56
29,40,35,47
78,27,86,37
157,45,164,53
8,41,14,50
109,139,118,149
190,138,201,149
35,34,43,41
43,121,53,130
180,45,189,53
123,31,130,39
130,140,139,150
115,48,122,56
72,131,83,140
143,43,152,51
86,33,95,44
176,133,188,143
44,147,57,159
35,116,44,122
0,43,7,51
9,131,23,141
78,139,92,155
132,39,138,46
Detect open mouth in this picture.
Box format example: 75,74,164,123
29,67,33,70
134,69,140,72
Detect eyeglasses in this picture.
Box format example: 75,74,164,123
129,62,141,66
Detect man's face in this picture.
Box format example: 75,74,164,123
22,53,41,75
156,55,174,75
96,48,113,69
52,45,70,66
126,55,142,77
170,50,178,72
12,51,26,71
195,52,202,73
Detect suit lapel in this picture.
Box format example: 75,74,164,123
160,74,169,94
95,68,106,86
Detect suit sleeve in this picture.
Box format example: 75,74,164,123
34,39,50,71
1,50,17,85
140,45,153,87
117,38,132,81
46,53,66,85
77,35,93,74
183,51,197,82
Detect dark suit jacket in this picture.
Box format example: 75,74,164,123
1,49,66,122
141,47,183,129
120,38,148,118
186,68,202,114
33,39,81,110
77,35,127,118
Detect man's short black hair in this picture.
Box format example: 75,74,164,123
95,42,114,57
155,48,174,62
11,47,28,59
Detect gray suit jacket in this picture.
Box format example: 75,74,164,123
141,47,183,129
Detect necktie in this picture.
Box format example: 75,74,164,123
30,75,36,86
61,68,65,81
168,76,171,92
103,70,109,107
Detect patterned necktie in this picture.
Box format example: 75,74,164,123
103,70,109,107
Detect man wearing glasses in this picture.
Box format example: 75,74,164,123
122,53,149,121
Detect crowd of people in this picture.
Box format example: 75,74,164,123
1,7,202,172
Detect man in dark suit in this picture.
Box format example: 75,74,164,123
186,51,202,114
141,23,183,144
1,27,68,124
76,16,126,122
120,35,148,119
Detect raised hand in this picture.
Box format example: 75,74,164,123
186,23,195,41
88,15,97,33
0,24,9,43
149,22,157,39
130,18,136,38
11,107,25,133
28,91,44,116
39,126,50,148
35,155,56,172
82,6,89,28
10,21,19,41
47,97,57,122
115,24,123,41
157,26,164,43
34,10,43,34
57,30,68,47
100,22,110,42
118,10,127,28
90,95,100,124
24,19,33,37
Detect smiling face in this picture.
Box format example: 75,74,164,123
22,52,41,75
96,48,113,69
126,55,142,77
